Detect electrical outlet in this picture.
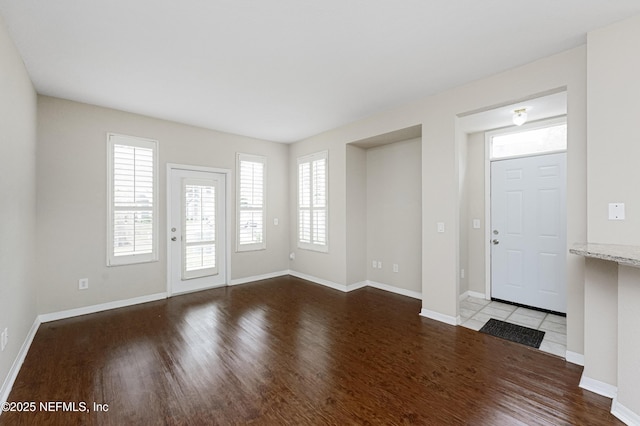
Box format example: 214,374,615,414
78,278,89,290
377,261,382,269
372,260,377,269
393,264,399,273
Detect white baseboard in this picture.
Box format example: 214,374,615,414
289,270,349,292
579,374,617,399
0,317,41,407
612,397,640,426
469,291,486,299
288,272,424,301
565,351,584,366
346,281,368,292
367,280,422,300
419,308,458,326
459,290,487,301
229,270,289,286
38,292,168,323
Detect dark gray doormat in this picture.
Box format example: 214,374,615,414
479,318,545,349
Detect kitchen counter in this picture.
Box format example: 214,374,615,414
570,243,640,268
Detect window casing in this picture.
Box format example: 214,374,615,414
236,153,266,251
298,151,328,252
107,133,158,266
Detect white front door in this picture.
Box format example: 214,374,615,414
169,167,227,295
490,152,566,313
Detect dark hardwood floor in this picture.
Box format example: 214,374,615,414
1,276,620,425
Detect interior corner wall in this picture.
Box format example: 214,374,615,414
36,96,290,315
288,138,348,285
458,134,469,296
366,139,422,293
465,132,486,296
346,144,367,285
0,16,38,398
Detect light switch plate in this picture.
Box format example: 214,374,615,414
437,222,445,233
608,203,625,220
472,219,480,229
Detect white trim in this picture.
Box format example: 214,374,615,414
579,374,617,399
565,351,584,366
612,397,640,426
166,164,232,297
484,133,492,300
346,281,368,292
367,280,422,300
419,308,459,326
106,133,159,266
288,272,423,300
0,318,40,409
459,290,486,301
38,292,167,323
289,270,348,292
229,270,289,286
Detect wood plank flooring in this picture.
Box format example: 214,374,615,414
1,276,621,425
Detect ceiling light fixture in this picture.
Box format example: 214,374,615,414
512,108,528,126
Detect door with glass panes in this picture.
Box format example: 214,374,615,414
169,167,226,295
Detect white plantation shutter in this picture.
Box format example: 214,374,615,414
298,151,328,252
107,134,158,265
236,154,266,251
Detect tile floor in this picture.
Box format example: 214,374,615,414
460,296,567,357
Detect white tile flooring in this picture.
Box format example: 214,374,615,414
460,296,567,357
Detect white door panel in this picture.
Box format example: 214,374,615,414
169,168,226,295
491,152,566,313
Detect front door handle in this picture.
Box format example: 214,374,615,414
171,236,177,242
492,239,499,245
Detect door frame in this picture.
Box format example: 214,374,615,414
166,163,232,297
483,116,567,300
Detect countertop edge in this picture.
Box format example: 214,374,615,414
570,243,640,268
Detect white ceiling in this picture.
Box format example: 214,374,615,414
1,1,638,143
458,91,567,134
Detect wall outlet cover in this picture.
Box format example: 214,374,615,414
608,203,625,220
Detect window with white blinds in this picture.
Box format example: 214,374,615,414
107,133,158,266
298,151,328,252
236,153,266,251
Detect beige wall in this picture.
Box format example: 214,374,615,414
583,258,618,385
0,16,38,398
585,14,640,416
465,132,486,296
36,97,289,315
458,134,469,295
289,46,586,350
587,15,640,245
366,139,422,293
345,145,367,285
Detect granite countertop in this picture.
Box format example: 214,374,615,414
570,243,640,268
